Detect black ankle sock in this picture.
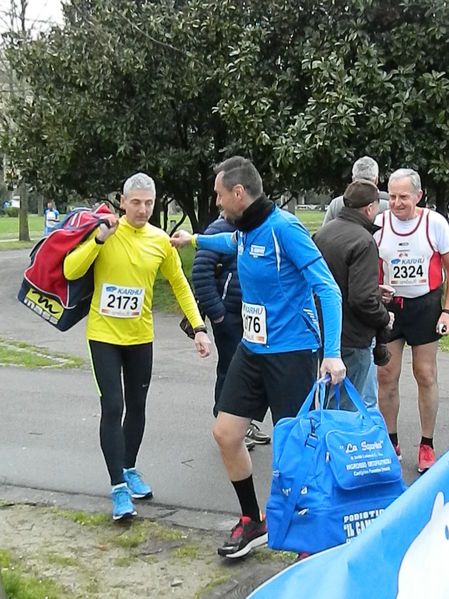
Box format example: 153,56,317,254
232,476,261,523
421,436,433,448
389,433,398,446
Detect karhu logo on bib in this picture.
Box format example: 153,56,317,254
249,244,265,257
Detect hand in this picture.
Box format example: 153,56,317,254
436,311,449,336
379,284,395,304
170,230,193,248
96,214,119,242
387,311,395,330
320,357,346,385
194,332,211,357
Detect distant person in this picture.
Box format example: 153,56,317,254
192,214,271,450
43,201,60,236
375,168,449,473
323,156,389,226
63,172,211,520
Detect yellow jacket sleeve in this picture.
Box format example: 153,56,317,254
160,246,205,330
63,232,102,281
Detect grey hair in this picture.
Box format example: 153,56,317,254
123,172,156,198
388,168,421,194
352,156,379,182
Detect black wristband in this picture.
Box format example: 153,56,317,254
95,237,105,245
442,309,449,315
193,325,208,335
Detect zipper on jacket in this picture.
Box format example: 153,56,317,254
221,272,232,301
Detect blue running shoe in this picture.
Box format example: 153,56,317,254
123,468,153,499
111,484,136,520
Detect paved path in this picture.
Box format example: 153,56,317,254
1,248,449,528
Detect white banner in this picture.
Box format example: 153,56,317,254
249,450,449,599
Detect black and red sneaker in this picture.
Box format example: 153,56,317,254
217,515,267,559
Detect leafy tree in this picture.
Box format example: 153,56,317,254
2,0,237,229
216,0,449,210
1,0,31,239
2,0,449,229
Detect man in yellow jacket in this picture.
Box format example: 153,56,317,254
64,172,210,520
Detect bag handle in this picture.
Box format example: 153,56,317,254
296,375,328,418
331,377,374,422
297,375,375,422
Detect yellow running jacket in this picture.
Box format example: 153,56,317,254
63,216,204,345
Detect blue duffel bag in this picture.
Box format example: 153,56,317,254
266,376,407,554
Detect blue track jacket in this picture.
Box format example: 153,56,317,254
196,206,342,356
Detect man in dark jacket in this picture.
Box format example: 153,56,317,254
314,179,393,409
192,215,270,447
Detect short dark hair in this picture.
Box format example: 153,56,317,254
214,156,263,199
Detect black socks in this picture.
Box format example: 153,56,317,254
389,433,398,446
389,432,434,449
421,436,434,449
232,475,261,523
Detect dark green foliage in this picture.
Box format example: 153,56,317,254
2,0,449,227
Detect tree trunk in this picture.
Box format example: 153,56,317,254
177,190,198,232
183,202,198,232
149,194,161,228
286,196,296,214
197,163,216,232
19,181,30,241
435,183,448,219
0,571,7,599
37,194,44,216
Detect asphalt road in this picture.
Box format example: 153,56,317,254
1,248,449,522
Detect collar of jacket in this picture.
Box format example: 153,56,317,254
235,194,275,232
121,215,149,235
338,206,381,235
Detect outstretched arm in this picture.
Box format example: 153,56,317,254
170,230,194,248
171,230,237,254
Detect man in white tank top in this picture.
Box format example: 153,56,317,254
375,168,449,473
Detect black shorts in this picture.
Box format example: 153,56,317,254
216,343,318,425
388,287,442,346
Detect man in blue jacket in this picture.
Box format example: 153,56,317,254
171,156,345,559
192,215,271,449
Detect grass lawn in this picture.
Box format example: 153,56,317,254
439,334,449,352
0,214,45,249
296,209,325,235
0,214,44,239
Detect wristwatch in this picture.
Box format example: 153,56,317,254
193,325,208,334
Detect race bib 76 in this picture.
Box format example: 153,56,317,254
242,302,267,344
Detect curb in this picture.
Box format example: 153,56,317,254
0,483,237,533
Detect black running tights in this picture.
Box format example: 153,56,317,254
88,340,153,486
